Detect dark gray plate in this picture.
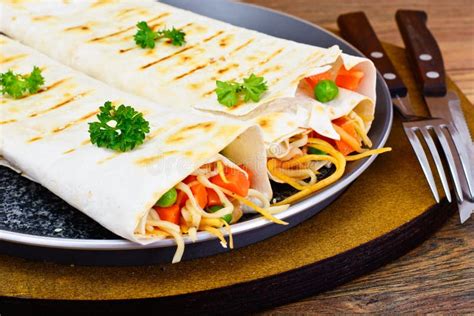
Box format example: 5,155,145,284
0,0,392,265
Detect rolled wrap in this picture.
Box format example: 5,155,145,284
0,0,377,160
0,35,271,244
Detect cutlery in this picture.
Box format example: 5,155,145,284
337,11,416,119
396,10,473,182
396,10,473,221
338,11,473,222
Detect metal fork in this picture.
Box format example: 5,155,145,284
336,11,473,221
403,117,474,221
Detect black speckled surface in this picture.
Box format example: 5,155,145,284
0,166,117,239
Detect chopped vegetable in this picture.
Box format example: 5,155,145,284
308,147,327,155
221,214,232,224
176,190,187,207
215,74,268,107
207,205,232,224
309,131,335,145
156,188,177,207
134,21,186,49
207,205,223,212
238,164,253,186
206,188,222,207
304,71,331,90
0,66,44,99
217,161,230,183
191,183,208,209
336,66,364,91
314,79,339,103
333,117,362,156
210,167,250,197
154,204,181,225
88,101,150,152
183,175,197,184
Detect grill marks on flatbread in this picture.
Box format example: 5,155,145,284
64,25,91,32
36,77,71,95
51,110,99,134
139,30,225,70
88,12,170,43
0,52,100,147
0,119,17,125
196,46,289,99
173,57,222,81
26,108,99,143
28,91,91,118
0,34,259,173
0,1,344,116
134,150,179,166
1,53,27,64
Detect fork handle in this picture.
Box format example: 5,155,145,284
337,11,407,98
395,10,447,97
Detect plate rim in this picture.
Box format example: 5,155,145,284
0,0,393,250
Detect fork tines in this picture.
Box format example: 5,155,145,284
403,118,474,204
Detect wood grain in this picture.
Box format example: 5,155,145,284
262,214,474,314
238,0,474,313
242,0,474,103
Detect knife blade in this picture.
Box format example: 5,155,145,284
396,10,473,219
337,12,416,119
449,97,474,182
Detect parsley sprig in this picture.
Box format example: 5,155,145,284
134,21,186,49
0,66,45,99
215,74,268,108
89,101,150,152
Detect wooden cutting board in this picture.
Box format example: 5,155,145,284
0,43,472,314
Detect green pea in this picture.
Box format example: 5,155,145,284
308,147,327,155
221,214,232,224
155,187,177,207
207,205,224,213
207,205,232,224
314,79,338,103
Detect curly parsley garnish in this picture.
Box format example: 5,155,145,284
215,74,268,108
89,101,150,152
0,66,45,99
158,27,186,46
134,21,186,49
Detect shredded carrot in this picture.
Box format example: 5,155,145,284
345,148,392,161
221,219,234,249
199,218,224,228
215,186,288,225
273,139,346,206
332,124,364,153
217,160,230,183
202,226,227,248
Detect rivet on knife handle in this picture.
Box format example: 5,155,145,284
337,11,407,98
395,10,447,97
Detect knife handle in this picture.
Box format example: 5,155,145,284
337,11,407,98
395,10,447,97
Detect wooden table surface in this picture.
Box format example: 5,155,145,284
240,0,474,313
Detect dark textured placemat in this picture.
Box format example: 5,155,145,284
0,43,471,301
0,167,117,239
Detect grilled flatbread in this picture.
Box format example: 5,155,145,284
0,35,272,247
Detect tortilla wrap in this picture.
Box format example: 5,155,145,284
0,35,272,244
0,1,375,134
